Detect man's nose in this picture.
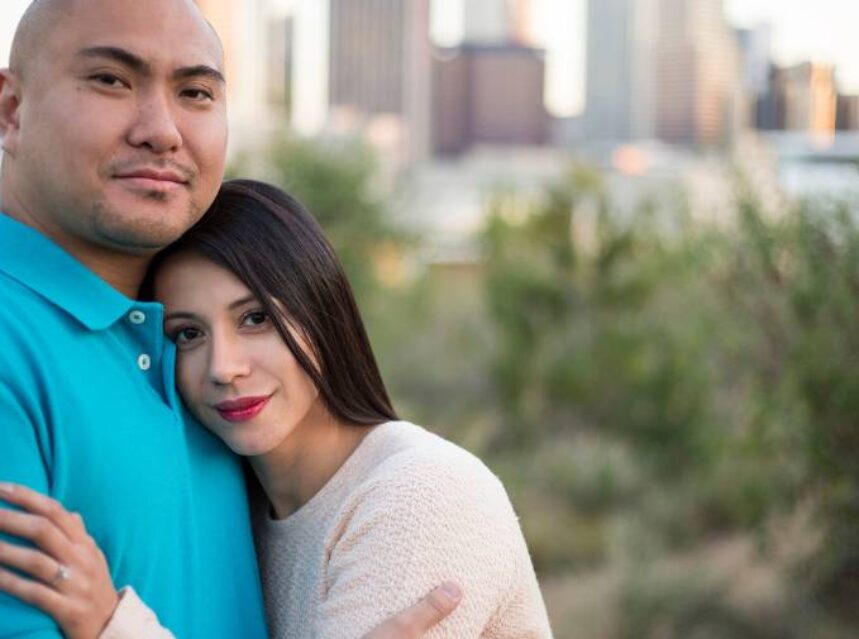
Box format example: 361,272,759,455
127,90,182,153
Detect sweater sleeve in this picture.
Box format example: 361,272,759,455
98,587,176,639
314,453,553,639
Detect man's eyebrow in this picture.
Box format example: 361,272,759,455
77,46,151,75
76,47,224,85
174,65,225,85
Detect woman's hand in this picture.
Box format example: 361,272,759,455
362,582,461,639
0,483,119,639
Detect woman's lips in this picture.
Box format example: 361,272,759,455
214,395,272,422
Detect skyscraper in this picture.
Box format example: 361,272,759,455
780,63,837,134
290,0,432,165
433,44,548,155
652,0,740,146
736,23,772,131
736,24,772,97
462,0,534,45
195,0,287,147
584,0,657,143
837,94,859,131
584,0,740,147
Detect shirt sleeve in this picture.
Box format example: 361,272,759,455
99,588,176,639
313,453,553,639
0,379,62,638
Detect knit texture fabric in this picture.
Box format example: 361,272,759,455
254,421,553,639
100,588,175,639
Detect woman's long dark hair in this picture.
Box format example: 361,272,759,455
142,179,397,426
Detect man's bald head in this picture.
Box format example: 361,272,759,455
8,0,70,76
8,0,222,79
0,0,229,277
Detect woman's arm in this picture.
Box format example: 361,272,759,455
314,453,552,639
0,483,457,639
0,483,173,639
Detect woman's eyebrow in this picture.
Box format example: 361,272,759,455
228,295,258,310
164,311,200,322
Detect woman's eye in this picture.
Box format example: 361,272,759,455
173,327,203,345
241,311,269,328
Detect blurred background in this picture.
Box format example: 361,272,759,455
4,0,859,636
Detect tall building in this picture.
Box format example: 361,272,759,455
652,0,741,146
195,0,291,149
433,44,548,155
756,63,838,134
756,64,784,130
837,95,859,130
779,63,837,134
585,0,740,147
736,24,772,97
583,0,658,143
290,0,432,166
736,23,772,130
462,0,534,45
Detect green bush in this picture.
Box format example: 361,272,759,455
233,136,859,635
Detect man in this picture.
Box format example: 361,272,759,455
0,0,457,636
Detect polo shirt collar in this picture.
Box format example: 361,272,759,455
0,213,136,331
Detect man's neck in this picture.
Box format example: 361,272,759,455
1,195,152,298
79,251,151,298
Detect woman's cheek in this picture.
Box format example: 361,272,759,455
175,351,205,409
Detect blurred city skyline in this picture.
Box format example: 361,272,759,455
1,0,858,117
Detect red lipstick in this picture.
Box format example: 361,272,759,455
214,395,271,422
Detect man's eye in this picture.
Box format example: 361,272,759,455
181,87,214,101
90,74,128,89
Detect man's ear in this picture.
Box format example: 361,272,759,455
0,69,22,157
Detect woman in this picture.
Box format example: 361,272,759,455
0,180,552,638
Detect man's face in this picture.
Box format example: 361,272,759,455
0,0,228,255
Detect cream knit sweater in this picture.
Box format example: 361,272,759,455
100,421,552,638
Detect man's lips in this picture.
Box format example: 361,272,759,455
113,168,191,190
213,395,272,422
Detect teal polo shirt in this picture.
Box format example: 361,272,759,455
0,213,267,638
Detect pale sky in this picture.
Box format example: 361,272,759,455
1,0,856,116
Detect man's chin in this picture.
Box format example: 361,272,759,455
92,205,204,253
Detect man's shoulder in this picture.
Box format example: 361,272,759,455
0,270,80,365
0,269,55,317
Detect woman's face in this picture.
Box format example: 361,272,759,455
154,252,322,456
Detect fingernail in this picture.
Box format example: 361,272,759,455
0,484,14,494
440,581,462,601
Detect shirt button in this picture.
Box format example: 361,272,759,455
129,310,146,325
138,354,152,371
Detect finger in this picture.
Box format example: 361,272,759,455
0,509,74,563
403,583,462,633
0,539,62,585
364,582,462,639
0,484,84,542
0,566,67,618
